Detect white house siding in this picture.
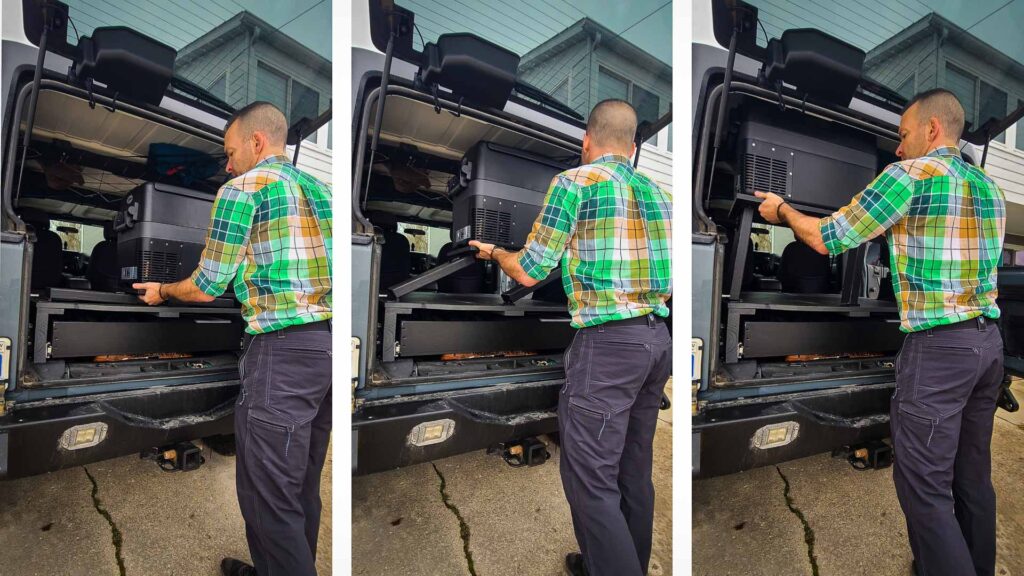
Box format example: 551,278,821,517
637,145,672,193
289,142,333,185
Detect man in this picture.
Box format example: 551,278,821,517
134,101,332,576
756,89,1005,576
470,99,672,576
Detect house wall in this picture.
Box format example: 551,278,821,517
867,36,1024,222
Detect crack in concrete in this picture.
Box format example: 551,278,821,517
432,463,477,576
84,467,127,576
776,466,819,576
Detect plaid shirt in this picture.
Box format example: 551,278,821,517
190,154,332,334
517,154,672,328
820,146,1005,333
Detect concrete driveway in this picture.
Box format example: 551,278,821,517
693,379,1024,576
352,382,674,576
0,439,332,576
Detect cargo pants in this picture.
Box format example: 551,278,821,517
234,321,332,576
892,316,1003,576
559,314,672,576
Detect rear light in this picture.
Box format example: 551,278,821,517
408,419,455,447
752,421,799,449
60,423,108,450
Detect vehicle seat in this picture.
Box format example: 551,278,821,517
88,223,121,292
437,242,485,293
24,213,64,290
379,226,412,292
779,241,831,293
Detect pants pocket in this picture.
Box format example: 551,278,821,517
264,339,332,425
573,339,651,415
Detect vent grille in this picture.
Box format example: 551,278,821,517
472,208,512,245
140,250,180,282
743,153,789,195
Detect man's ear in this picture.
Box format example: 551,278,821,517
251,130,267,155
928,116,942,145
582,132,591,156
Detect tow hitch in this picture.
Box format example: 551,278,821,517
836,440,893,471
489,437,550,468
141,441,206,472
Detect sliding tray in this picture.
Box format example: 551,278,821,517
33,298,244,365
380,292,571,363
46,287,236,307
725,292,900,363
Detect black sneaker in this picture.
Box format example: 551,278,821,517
220,558,256,576
564,552,587,576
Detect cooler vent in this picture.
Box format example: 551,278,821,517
743,153,789,195
472,208,512,245
140,250,180,282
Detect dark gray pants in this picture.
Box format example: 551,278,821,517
559,315,672,576
235,323,332,576
892,317,1003,576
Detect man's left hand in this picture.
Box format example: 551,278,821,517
755,191,785,225
133,282,166,305
468,240,496,261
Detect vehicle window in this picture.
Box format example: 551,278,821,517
59,0,332,141
388,0,673,151
51,220,103,255
398,223,448,255
738,1,1024,145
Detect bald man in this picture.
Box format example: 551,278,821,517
134,101,333,576
757,89,1006,576
472,99,673,576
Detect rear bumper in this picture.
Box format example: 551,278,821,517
352,379,562,475
693,382,894,478
0,380,238,479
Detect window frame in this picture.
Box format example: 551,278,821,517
595,63,671,153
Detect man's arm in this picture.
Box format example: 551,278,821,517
134,278,215,305
755,163,914,256
471,174,581,286
755,192,828,255
467,243,538,286
135,183,255,306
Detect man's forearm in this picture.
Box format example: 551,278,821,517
492,248,538,287
162,278,216,303
779,203,829,256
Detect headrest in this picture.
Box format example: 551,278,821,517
764,29,865,106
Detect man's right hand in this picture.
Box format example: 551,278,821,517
754,191,786,225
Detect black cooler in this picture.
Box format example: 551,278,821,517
449,142,570,248
115,182,213,286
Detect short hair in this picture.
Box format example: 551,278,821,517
903,89,965,141
586,99,638,150
225,101,288,146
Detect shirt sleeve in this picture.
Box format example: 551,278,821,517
819,163,915,255
517,174,582,281
189,183,255,297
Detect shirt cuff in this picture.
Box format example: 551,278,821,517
517,248,550,281
819,216,843,256
190,267,228,298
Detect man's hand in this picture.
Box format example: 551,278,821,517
468,240,496,261
754,191,786,225
133,282,166,306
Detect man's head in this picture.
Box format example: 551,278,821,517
582,99,638,164
223,101,288,176
897,89,965,160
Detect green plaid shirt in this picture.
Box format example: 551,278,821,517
191,154,332,334
820,146,1005,333
517,153,672,328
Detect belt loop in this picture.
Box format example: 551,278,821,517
977,316,985,331
925,328,933,338
647,314,655,328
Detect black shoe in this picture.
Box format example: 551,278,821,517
564,552,587,576
220,558,256,576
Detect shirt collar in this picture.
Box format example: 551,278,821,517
926,145,961,159
591,153,633,166
255,154,291,169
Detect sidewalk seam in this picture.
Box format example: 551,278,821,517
776,465,819,576
84,466,127,576
432,462,477,576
